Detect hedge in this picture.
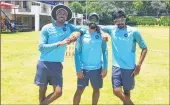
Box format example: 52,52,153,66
126,16,158,26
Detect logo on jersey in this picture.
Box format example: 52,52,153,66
124,33,128,37
63,27,66,32
95,35,99,39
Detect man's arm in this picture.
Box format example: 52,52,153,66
66,24,84,43
102,40,108,71
68,31,82,43
132,31,148,76
39,26,72,51
101,40,108,78
74,38,84,79
138,48,148,66
74,38,82,72
38,27,59,52
99,25,113,41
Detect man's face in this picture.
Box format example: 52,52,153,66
88,28,96,33
89,15,98,23
56,8,68,23
114,17,126,29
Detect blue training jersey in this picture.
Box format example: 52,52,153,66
74,29,108,72
101,25,147,70
39,23,80,62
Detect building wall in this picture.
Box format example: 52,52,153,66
15,15,33,29
1,9,13,19
40,15,52,30
2,1,82,31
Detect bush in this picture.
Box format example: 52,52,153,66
159,16,170,26
126,16,158,26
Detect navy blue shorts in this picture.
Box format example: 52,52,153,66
34,61,63,87
77,68,103,89
112,66,135,90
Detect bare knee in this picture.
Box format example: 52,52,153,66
93,88,99,93
53,86,62,99
113,88,122,96
39,86,47,93
75,88,85,96
53,90,62,98
124,90,130,97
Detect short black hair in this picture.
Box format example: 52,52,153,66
112,10,126,20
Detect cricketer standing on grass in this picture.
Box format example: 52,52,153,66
34,4,82,105
73,23,108,105
101,10,148,105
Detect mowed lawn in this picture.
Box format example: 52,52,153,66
1,26,169,104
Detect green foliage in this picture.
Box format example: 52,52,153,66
69,2,83,14
127,16,158,26
159,16,170,26
133,0,144,11
68,1,169,25
127,16,169,26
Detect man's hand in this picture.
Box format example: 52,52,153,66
69,32,81,43
56,38,71,46
70,35,78,42
101,33,109,42
77,71,84,79
100,29,109,42
131,64,141,76
65,38,71,44
101,68,107,79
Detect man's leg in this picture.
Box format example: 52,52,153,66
124,90,134,105
122,70,135,105
113,88,133,104
73,88,85,105
34,61,48,104
40,85,62,105
90,68,103,105
40,62,63,105
112,66,128,104
73,70,89,105
92,88,100,105
112,67,134,105
39,86,47,103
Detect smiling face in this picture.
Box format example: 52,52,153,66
56,8,68,23
114,17,126,29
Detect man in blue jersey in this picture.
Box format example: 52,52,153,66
34,4,82,105
101,11,148,104
73,23,108,105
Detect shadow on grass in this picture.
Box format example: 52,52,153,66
1,31,17,34
1,31,37,35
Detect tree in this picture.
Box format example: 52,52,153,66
86,0,116,24
162,0,170,15
85,0,137,24
69,2,83,14
133,0,144,14
151,1,168,17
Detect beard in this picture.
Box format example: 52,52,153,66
117,24,125,29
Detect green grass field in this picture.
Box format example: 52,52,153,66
1,26,169,104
